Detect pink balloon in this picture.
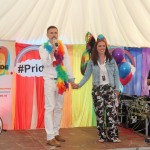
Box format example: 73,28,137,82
120,71,132,85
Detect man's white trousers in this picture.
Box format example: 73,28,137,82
44,79,64,140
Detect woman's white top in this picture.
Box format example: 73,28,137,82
97,61,110,85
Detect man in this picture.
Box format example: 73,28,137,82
39,26,75,147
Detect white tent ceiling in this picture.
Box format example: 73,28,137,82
0,0,150,47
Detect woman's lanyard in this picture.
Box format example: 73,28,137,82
97,61,106,81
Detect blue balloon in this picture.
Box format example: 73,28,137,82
118,62,131,79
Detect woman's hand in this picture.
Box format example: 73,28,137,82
115,91,120,107
115,91,120,98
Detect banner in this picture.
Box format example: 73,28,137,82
0,40,15,129
14,43,44,130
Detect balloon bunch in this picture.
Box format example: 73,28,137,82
80,32,95,75
112,48,136,86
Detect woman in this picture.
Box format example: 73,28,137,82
72,34,121,143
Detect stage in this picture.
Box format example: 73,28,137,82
0,127,149,150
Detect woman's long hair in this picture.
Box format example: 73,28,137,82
91,40,112,65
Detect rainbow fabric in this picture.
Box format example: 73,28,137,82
44,40,69,94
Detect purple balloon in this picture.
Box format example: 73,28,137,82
112,48,125,64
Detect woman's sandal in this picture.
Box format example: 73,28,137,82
113,138,121,143
98,138,105,143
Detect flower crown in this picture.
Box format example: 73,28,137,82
97,34,108,45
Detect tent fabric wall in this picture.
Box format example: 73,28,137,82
0,0,150,47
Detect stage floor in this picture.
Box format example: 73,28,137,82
0,127,149,150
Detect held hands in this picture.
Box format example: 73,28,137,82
70,82,79,89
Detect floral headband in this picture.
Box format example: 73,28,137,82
97,34,108,45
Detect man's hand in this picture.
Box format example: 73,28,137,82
50,37,58,60
51,37,58,49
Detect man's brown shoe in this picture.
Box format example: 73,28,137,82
47,138,61,147
55,135,66,142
